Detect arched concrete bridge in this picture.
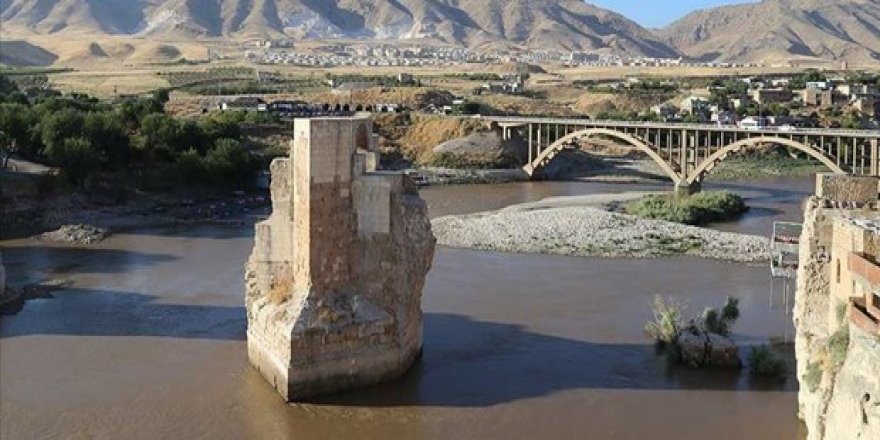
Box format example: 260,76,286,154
486,117,880,193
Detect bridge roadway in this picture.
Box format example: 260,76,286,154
482,116,880,193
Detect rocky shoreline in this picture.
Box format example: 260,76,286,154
406,167,529,186
40,224,111,244
431,195,770,262
1,191,269,240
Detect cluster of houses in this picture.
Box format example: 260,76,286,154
249,42,770,71
476,75,527,95
652,76,880,128
216,97,405,117
253,44,492,68
514,51,762,69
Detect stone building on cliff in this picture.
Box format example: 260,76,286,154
795,174,880,440
245,117,435,401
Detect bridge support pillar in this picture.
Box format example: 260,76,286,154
674,180,701,196
871,139,878,176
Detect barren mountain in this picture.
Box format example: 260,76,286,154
660,0,880,64
0,0,678,57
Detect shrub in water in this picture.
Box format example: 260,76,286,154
645,295,684,346
697,297,740,336
748,345,787,378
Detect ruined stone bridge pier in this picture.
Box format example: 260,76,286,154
245,117,435,401
490,117,880,194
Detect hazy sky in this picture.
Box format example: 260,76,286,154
588,0,759,28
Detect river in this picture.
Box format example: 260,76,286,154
0,177,812,439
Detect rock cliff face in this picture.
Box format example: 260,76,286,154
245,117,435,401
794,174,880,440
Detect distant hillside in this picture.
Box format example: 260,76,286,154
3,0,878,66
0,0,678,58
660,0,880,64
0,40,58,66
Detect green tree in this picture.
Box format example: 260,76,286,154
682,114,701,123
200,113,242,140
153,88,171,103
177,120,211,154
841,110,864,129
0,74,19,97
83,112,132,168
175,148,204,184
118,97,164,128
5,92,29,105
40,108,85,159
48,137,103,185
203,138,256,188
0,130,18,169
790,69,826,90
138,113,180,160
0,103,40,157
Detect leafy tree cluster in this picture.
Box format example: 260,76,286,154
708,79,750,109
0,75,258,190
845,71,880,87
577,80,679,97
328,74,423,88
788,70,827,90
595,109,660,122
445,73,503,81
626,80,679,96
182,79,326,96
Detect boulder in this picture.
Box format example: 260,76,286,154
678,330,741,369
40,224,110,244
432,131,527,168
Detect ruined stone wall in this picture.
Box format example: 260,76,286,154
245,117,434,401
795,174,880,439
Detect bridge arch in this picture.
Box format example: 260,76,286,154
527,128,682,184
686,136,846,185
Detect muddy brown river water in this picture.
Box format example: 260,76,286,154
0,177,813,439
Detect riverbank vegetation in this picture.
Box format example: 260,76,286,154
707,156,826,181
625,191,748,225
0,73,265,191
748,345,788,378
705,145,828,181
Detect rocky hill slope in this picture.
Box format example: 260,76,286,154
660,0,880,64
0,0,678,57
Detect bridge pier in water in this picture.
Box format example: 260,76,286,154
245,117,435,401
675,180,702,196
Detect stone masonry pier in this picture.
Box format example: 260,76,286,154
245,117,435,401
